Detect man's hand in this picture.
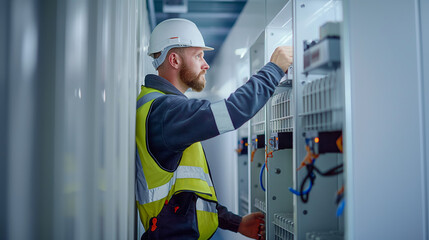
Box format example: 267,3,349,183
270,46,293,73
238,212,265,240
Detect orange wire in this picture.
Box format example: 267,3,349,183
337,185,345,196
251,149,257,162
297,145,319,171
336,135,343,153
265,146,274,171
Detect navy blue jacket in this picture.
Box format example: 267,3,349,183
144,62,284,232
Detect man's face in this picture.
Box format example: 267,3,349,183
179,47,210,92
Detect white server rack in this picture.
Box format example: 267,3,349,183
237,0,428,239
293,1,344,239
237,126,249,217
245,1,345,239
248,2,296,239
249,31,267,215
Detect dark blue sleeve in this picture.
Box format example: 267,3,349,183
216,204,242,232
225,62,284,129
147,62,284,170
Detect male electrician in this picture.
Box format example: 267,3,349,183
136,18,293,240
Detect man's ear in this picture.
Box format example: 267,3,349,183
168,52,181,69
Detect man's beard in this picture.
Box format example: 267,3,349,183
180,63,206,92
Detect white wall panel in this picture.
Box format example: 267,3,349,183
420,0,429,237
0,0,7,236
2,0,145,239
344,1,426,239
136,0,153,237
7,1,39,239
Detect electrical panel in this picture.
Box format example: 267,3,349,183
243,1,345,239
236,135,249,217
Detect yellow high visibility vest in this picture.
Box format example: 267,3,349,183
136,86,219,239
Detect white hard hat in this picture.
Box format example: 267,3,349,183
148,18,214,69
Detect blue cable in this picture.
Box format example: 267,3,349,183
336,199,345,217
289,158,315,196
260,162,266,192
288,178,313,196
305,138,311,146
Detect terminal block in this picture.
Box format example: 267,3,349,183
305,131,342,154
270,132,293,151
236,137,248,155
252,134,265,149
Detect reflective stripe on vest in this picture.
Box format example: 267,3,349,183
196,198,217,213
136,91,164,110
136,149,213,204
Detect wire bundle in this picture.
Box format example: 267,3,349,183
289,138,343,203
291,160,343,203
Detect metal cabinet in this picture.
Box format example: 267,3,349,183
246,1,345,239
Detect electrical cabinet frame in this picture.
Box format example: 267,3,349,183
245,1,345,239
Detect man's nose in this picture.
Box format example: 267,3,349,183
202,58,210,70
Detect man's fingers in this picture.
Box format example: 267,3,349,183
270,46,294,72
